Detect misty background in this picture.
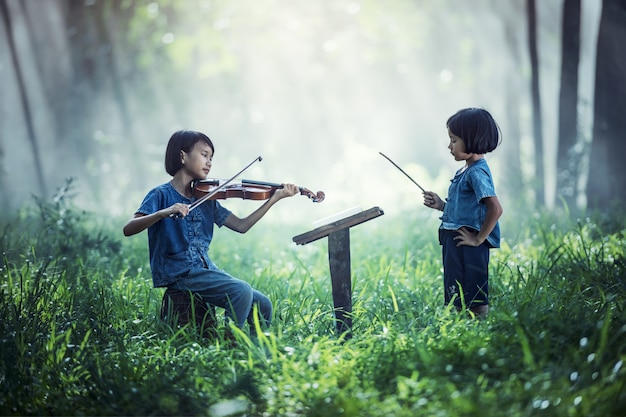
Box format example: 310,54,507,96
1,0,623,231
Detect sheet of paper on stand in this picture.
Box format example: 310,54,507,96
313,206,363,228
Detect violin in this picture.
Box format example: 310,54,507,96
192,178,325,203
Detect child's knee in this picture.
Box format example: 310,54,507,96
237,282,254,303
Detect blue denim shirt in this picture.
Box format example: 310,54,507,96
136,183,232,287
440,159,500,248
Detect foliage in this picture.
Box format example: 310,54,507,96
1,191,625,416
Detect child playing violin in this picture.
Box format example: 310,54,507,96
123,130,299,332
422,108,503,318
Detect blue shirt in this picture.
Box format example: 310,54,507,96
136,182,232,287
440,159,500,248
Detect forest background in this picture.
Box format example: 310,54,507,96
1,0,625,223
1,1,626,416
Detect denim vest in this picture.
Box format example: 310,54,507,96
440,159,500,248
136,183,232,287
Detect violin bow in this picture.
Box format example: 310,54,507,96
187,156,262,212
379,152,425,192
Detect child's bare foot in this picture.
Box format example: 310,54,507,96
470,304,489,318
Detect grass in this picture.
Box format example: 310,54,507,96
1,183,625,416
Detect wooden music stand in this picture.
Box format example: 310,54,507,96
292,206,384,338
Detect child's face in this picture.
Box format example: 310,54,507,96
181,141,213,179
447,128,472,162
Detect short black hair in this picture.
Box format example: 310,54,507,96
164,130,214,176
447,108,501,154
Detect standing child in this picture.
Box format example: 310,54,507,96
123,130,299,331
423,108,503,317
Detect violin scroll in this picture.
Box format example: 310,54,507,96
298,186,325,203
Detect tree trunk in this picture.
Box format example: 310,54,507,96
497,0,526,203
0,0,46,196
587,0,626,209
526,0,545,205
556,0,581,209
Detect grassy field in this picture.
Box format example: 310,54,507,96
1,187,625,416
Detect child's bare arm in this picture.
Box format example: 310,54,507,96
223,183,299,233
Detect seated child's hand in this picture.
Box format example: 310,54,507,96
274,183,300,199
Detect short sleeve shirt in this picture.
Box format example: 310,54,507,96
440,159,500,248
136,182,232,287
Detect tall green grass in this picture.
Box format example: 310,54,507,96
1,184,624,416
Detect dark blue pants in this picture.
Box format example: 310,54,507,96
440,229,490,309
170,267,272,329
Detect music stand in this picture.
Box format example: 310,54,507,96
292,206,384,338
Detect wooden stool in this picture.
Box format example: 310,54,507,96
160,288,218,338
